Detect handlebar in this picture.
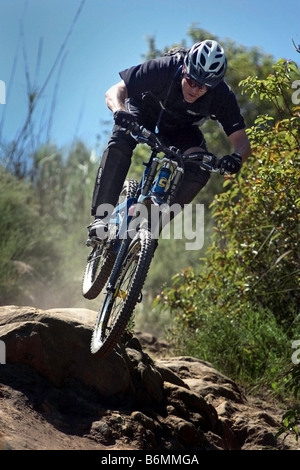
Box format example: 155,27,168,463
124,123,222,174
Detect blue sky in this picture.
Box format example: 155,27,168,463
1,0,299,152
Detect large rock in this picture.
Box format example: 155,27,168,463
0,305,297,450
0,306,131,396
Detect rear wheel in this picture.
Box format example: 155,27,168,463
90,228,157,357
82,243,115,300
120,179,139,202
82,179,139,300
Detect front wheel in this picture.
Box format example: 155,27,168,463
90,228,157,357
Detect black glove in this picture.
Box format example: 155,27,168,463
114,110,137,133
219,152,242,174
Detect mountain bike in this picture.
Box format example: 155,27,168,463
82,123,224,358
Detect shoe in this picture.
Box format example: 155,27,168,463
87,218,109,242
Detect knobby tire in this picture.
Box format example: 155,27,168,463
82,243,116,299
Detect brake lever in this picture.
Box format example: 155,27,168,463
130,126,163,150
184,152,220,172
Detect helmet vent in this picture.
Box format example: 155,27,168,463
210,62,219,70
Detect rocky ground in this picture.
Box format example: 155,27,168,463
0,305,299,451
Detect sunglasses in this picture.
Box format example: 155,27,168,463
183,73,208,91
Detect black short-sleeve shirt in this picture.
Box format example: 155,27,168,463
119,55,245,137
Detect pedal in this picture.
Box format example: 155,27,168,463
86,237,100,247
86,238,93,247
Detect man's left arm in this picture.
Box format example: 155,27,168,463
228,128,251,164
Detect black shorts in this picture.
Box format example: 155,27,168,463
158,125,207,153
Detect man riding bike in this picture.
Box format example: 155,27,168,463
88,39,251,242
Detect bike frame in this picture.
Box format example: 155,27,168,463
105,148,166,293
104,125,220,294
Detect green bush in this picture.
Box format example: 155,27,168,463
0,166,61,304
0,141,97,307
162,298,291,391
156,60,300,391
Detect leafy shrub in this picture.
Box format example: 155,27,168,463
0,166,61,304
156,60,300,390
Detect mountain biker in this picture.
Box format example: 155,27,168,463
88,39,251,241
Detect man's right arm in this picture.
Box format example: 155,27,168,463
105,80,128,113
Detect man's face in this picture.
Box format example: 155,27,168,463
181,68,209,103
